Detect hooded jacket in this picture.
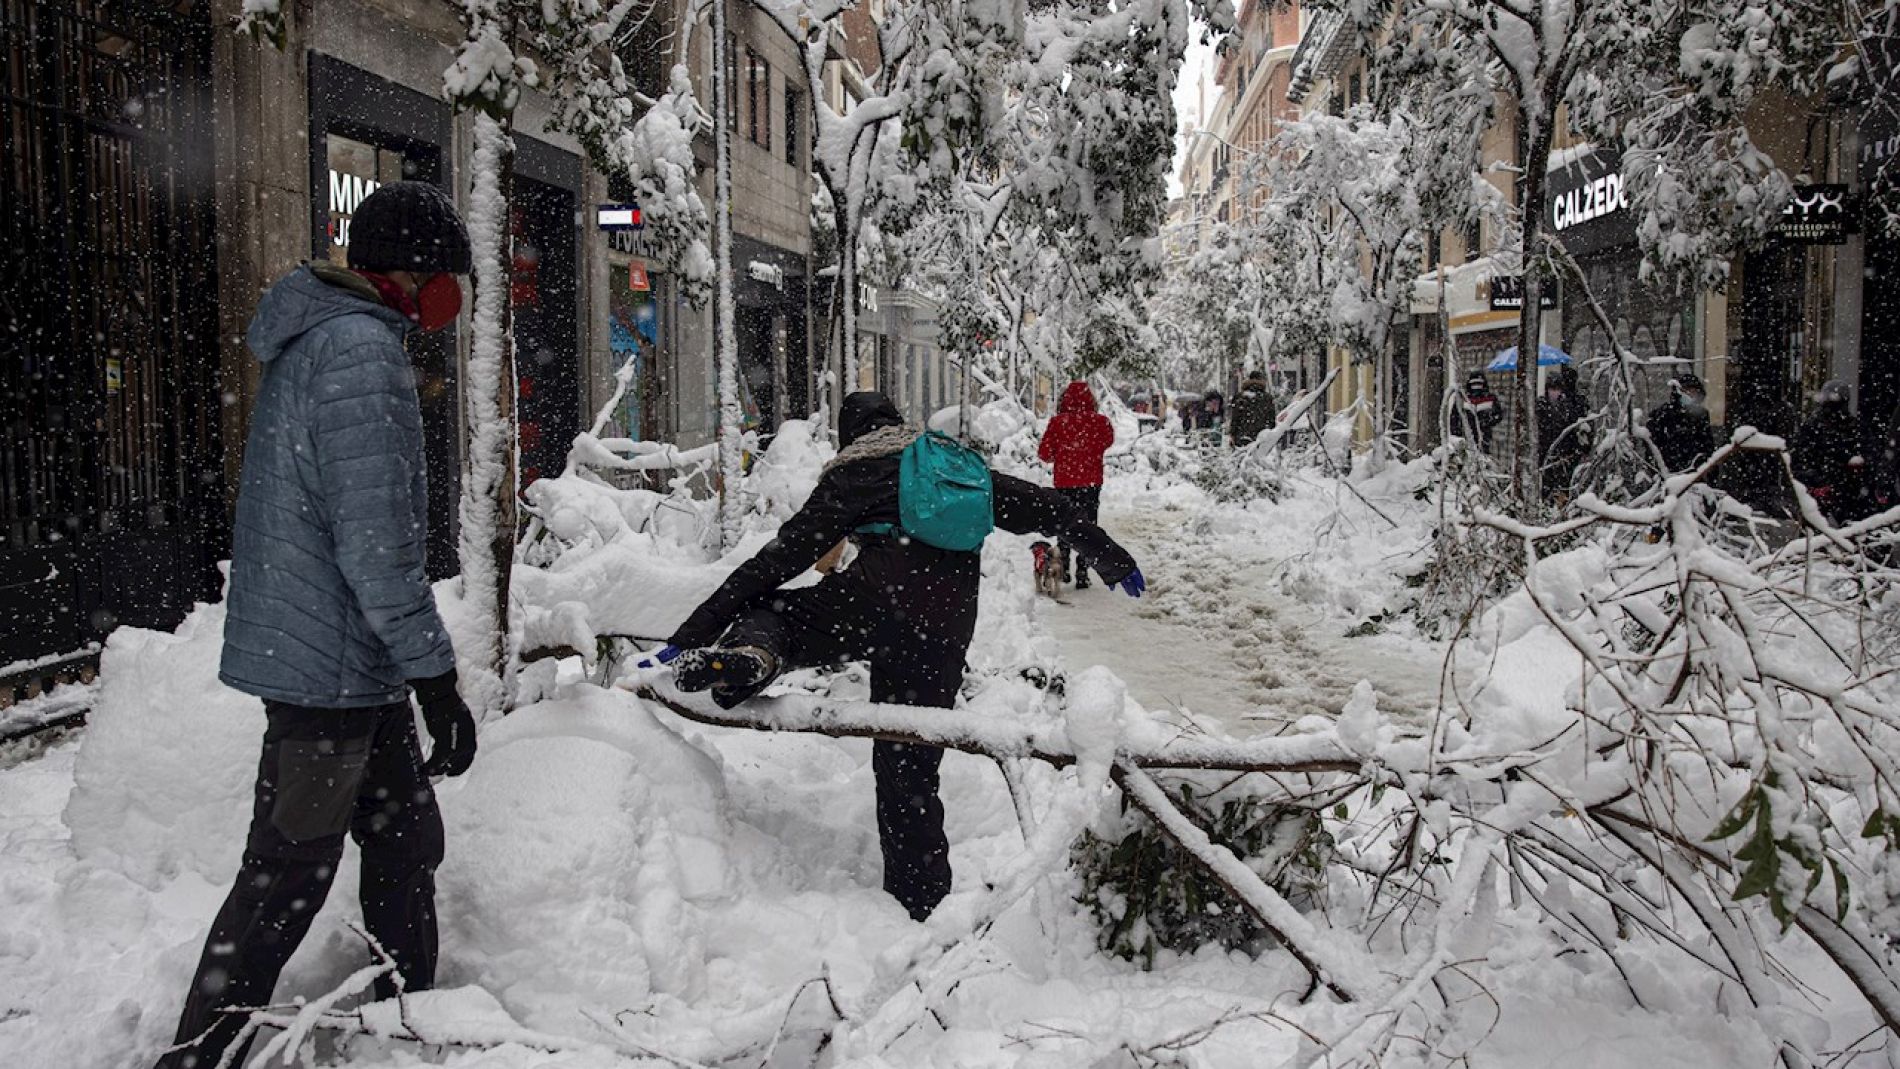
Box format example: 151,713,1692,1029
1230,378,1277,446
669,392,1137,650
1791,393,1866,511
1646,393,1715,473
219,264,456,708
1038,382,1115,488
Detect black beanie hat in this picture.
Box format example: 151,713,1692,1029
347,181,472,274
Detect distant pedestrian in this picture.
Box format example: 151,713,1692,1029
663,391,1143,921
1537,366,1591,502
1039,380,1117,588
1646,373,1716,474
159,182,477,1069
1229,369,1277,447
1460,371,1500,453
1174,395,1198,437
1792,379,1870,523
1200,388,1226,444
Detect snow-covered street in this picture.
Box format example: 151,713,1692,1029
1042,505,1445,732
9,424,1890,1069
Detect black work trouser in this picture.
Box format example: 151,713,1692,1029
158,701,445,1069
1056,486,1102,586
722,582,966,921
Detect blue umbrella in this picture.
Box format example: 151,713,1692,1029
1487,344,1572,373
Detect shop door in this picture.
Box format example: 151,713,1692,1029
511,175,579,487
737,305,777,436
1,0,221,670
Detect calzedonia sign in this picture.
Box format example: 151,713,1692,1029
1546,150,1637,258
1487,274,1557,311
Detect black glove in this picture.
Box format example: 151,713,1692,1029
411,670,477,778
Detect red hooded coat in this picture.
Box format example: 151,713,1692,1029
1039,381,1115,488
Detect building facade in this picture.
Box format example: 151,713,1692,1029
1283,13,1896,480
0,0,846,684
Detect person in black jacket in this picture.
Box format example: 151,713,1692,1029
1536,366,1591,502
663,392,1144,920
1229,370,1277,447
1459,372,1501,453
1792,379,1870,523
1645,373,1716,474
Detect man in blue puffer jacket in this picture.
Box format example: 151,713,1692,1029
159,182,478,1069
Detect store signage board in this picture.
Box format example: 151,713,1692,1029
596,204,644,231
746,260,784,289
1776,184,1854,245
1545,150,1637,258
328,168,381,249
1487,275,1557,311
628,260,650,292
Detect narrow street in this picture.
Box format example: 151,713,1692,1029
1039,504,1447,733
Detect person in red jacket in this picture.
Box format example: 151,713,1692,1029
1038,381,1116,588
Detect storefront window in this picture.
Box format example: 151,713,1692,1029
325,134,413,265
608,261,661,441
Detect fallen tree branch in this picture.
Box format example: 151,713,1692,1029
634,683,1371,775
1115,760,1385,1003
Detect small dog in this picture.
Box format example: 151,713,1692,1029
1031,541,1063,598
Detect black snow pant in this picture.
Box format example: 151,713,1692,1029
721,582,966,921
157,701,445,1069
1056,486,1102,587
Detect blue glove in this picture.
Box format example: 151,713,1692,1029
632,645,683,671
1118,569,1146,599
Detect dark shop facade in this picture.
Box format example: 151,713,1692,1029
1,0,610,689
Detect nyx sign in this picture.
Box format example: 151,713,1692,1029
1775,184,1854,245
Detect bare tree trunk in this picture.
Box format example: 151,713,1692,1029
841,195,860,392
711,0,743,547
1512,114,1555,509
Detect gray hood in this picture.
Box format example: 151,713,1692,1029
245,264,411,364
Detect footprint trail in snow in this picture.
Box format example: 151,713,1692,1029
1039,504,1444,733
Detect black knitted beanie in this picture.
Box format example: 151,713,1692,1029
347,181,472,274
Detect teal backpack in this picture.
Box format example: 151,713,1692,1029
861,432,995,551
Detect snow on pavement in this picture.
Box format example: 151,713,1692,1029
1042,478,1447,734
0,454,1821,1068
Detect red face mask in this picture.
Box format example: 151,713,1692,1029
416,273,463,332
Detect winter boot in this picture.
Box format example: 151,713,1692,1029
674,646,778,709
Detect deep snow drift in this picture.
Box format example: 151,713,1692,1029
0,419,1882,1068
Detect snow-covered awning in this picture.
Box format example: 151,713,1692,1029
1408,254,1531,336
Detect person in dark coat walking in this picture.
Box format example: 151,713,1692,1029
1199,388,1226,441
158,182,478,1069
1536,366,1591,502
1792,379,1870,523
1645,373,1716,474
1039,380,1116,587
1229,369,1277,447
1174,395,1199,436
663,392,1144,921
1459,371,1500,453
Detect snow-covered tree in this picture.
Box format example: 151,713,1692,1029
439,1,715,713
878,0,1233,395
